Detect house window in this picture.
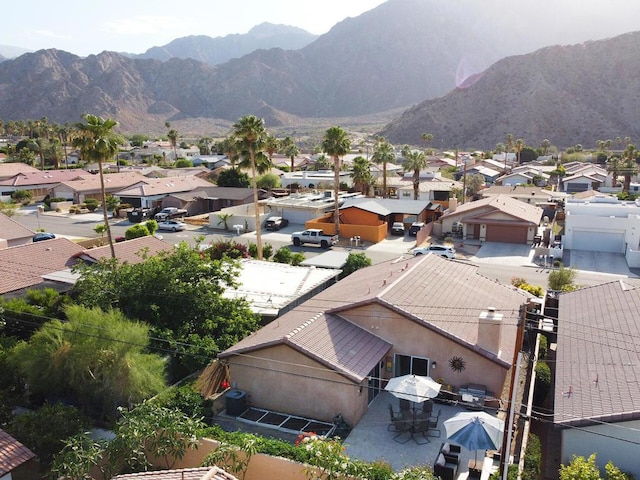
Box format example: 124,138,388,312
402,191,411,198
394,354,431,377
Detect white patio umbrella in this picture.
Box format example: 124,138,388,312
443,411,505,463
384,374,441,403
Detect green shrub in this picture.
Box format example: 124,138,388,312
84,198,99,212
534,361,551,405
522,433,542,480
145,219,158,235
174,159,193,168
518,283,544,297
539,335,548,359
11,189,33,204
125,223,150,240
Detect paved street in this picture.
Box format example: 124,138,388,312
12,207,640,289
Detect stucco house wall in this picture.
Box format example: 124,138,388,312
226,344,367,426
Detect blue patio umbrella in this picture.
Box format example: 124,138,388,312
443,411,505,463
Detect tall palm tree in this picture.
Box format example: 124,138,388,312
621,144,638,193
167,129,179,163
233,115,269,260
371,137,395,198
350,156,374,196
322,126,351,236
281,136,300,173
264,134,279,162
74,114,125,259
515,138,525,166
421,133,433,150
401,146,427,200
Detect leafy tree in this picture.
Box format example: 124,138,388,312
74,114,125,259
322,126,351,235
204,240,251,260
174,158,193,168
11,189,33,204
145,219,158,235
272,246,305,266
559,454,601,480
0,201,17,217
464,173,485,198
129,133,149,147
7,402,88,465
94,223,107,236
71,244,259,376
371,137,395,198
401,146,427,200
340,252,372,278
233,115,272,260
12,305,166,418
17,146,36,165
217,168,250,187
125,223,151,240
51,433,108,480
256,172,281,189
548,266,578,292
248,242,273,260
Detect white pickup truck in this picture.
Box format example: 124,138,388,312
291,229,339,249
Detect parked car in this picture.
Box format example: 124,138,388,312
154,207,188,221
391,222,406,235
412,244,456,258
291,229,339,249
32,232,56,242
157,220,187,232
409,222,425,236
265,216,289,231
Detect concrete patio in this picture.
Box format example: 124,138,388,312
343,391,501,479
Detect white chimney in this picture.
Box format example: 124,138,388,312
478,307,503,355
448,196,458,212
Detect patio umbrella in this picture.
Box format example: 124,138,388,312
384,374,441,403
443,411,505,463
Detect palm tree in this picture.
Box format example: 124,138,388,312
264,134,279,162
607,156,622,188
371,137,395,198
233,115,269,260
350,156,374,196
621,144,638,193
281,136,300,173
74,114,125,259
421,133,433,150
540,139,551,156
515,138,525,166
167,129,179,163
322,126,351,236
401,146,427,200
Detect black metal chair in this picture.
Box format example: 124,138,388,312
426,409,442,438
387,404,411,443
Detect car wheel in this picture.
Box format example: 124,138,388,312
172,227,177,232
414,252,423,256
293,237,301,246
321,240,329,249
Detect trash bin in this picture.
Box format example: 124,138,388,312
225,390,247,416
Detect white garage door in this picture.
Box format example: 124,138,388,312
572,230,625,253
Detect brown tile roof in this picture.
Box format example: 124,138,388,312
112,466,238,480
222,254,528,376
0,238,84,295
0,170,88,186
554,281,640,426
443,194,543,224
79,236,171,264
0,212,34,243
0,428,36,476
0,163,41,179
115,176,213,197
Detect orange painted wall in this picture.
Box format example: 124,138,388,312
305,210,388,243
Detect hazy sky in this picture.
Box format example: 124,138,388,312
3,0,386,56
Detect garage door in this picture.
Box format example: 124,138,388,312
566,183,589,193
485,224,528,243
572,230,625,253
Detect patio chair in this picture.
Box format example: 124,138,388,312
439,442,461,464
426,409,442,438
422,399,434,415
387,404,411,444
433,453,458,480
399,398,411,412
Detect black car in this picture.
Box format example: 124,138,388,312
32,232,56,242
409,222,425,236
265,216,289,231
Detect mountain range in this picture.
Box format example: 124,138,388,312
0,0,639,149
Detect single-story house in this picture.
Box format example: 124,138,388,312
114,176,214,209
0,163,41,180
143,167,211,179
562,172,606,193
270,154,313,171
563,197,640,263
554,281,640,478
0,428,37,480
260,192,362,226
77,236,171,265
219,254,532,426
385,172,462,209
51,172,150,204
0,238,85,298
465,165,502,184
0,212,34,248
162,186,266,217
280,170,353,189
191,155,229,169
436,194,543,244
0,170,88,199
112,467,238,480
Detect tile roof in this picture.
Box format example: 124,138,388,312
222,255,528,377
480,185,567,200
341,198,432,215
56,172,149,193
0,163,41,179
0,169,88,186
0,212,34,243
554,281,640,426
386,176,463,192
167,186,254,202
0,238,84,295
442,194,543,224
0,428,36,476
115,176,214,197
79,236,171,264
112,466,238,480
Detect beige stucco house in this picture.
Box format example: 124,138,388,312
219,254,532,427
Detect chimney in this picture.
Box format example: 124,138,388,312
449,196,458,212
478,307,503,355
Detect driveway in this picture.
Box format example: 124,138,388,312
468,242,536,267
564,250,634,276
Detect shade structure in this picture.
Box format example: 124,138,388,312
443,411,505,462
384,374,441,403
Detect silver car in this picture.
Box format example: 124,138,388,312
157,220,187,232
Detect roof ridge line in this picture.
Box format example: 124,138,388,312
285,312,323,338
